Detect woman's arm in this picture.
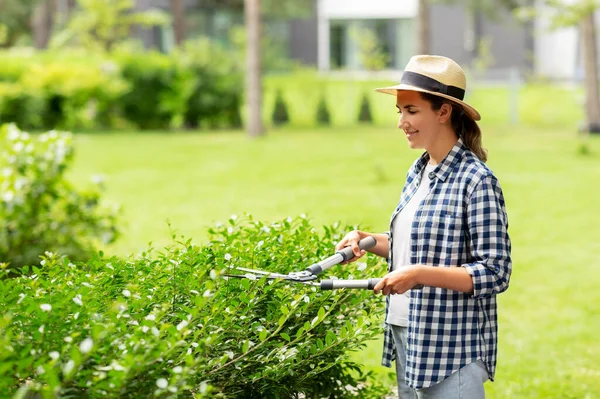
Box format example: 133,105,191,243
374,265,473,295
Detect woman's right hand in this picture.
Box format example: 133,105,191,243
335,230,369,264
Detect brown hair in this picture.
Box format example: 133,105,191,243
420,92,487,162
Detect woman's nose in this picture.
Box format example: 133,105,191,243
398,118,409,131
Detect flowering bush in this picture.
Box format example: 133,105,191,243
0,124,119,270
0,215,391,398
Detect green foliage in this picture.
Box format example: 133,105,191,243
351,27,390,71
358,93,373,124
0,83,45,129
51,0,170,52
271,89,290,126
316,95,331,126
178,39,244,129
0,124,119,270
0,215,388,397
515,0,597,28
0,0,39,47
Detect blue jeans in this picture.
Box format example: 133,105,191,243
390,325,489,399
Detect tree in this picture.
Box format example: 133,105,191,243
171,0,185,45
51,0,169,52
32,0,53,49
0,0,40,47
418,0,430,54
520,0,600,135
244,0,264,137
194,0,313,19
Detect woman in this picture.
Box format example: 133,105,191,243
335,55,512,399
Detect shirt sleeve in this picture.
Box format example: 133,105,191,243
462,174,512,299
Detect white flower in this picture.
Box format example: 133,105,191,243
257,240,264,248
151,327,160,337
156,378,168,389
224,253,232,261
49,351,60,360
38,325,45,333
122,289,131,298
17,293,25,304
176,320,188,331
2,191,14,203
13,142,24,152
141,326,149,333
72,295,83,306
64,337,73,343
203,290,212,298
63,360,75,375
73,312,80,320
91,174,104,185
111,361,126,371
172,366,183,374
230,214,238,221
145,314,156,321
79,338,93,354
210,269,217,279
191,342,199,348
190,289,200,295
357,262,367,271
40,304,52,312
227,227,234,234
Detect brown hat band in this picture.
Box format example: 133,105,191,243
400,71,466,101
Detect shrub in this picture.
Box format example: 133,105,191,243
316,95,331,126
0,215,390,398
358,93,373,124
0,124,119,271
0,82,45,129
179,39,244,130
271,89,290,126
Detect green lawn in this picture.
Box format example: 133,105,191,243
67,125,600,398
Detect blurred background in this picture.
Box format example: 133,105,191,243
1,0,599,397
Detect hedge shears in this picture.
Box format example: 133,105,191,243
224,236,382,290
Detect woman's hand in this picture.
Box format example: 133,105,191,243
373,266,419,295
334,230,368,264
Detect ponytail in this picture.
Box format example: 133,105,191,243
420,93,488,162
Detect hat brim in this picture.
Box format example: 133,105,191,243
375,83,481,121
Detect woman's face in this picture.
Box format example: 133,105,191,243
396,90,443,150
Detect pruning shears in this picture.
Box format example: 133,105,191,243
224,236,382,290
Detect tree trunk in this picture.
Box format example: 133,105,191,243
580,13,600,135
171,0,185,45
244,0,265,137
32,0,54,49
418,0,430,54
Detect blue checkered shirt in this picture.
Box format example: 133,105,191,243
381,139,512,389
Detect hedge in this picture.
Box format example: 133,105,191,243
0,215,390,398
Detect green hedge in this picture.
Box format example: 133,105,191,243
0,216,390,398
0,40,243,131
0,124,119,270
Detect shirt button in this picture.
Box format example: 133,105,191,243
428,172,435,179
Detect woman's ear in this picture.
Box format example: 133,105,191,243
438,103,452,124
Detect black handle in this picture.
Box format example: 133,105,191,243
305,236,378,275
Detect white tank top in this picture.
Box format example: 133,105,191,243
386,163,435,326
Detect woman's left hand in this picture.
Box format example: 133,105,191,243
373,266,419,295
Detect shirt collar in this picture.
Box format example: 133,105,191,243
412,139,466,182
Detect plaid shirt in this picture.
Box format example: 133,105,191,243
381,139,512,389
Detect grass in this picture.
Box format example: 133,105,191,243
66,125,600,398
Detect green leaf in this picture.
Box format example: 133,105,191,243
259,330,268,342
278,315,286,327
318,306,325,320
242,340,249,353
280,333,290,342
280,305,289,315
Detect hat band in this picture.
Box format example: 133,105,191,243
400,71,465,101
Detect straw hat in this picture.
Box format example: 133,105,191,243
375,55,480,121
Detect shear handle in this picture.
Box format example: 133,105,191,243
305,236,376,276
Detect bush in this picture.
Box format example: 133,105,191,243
0,82,45,129
358,93,373,124
316,95,331,126
179,39,244,130
0,215,390,398
0,124,119,271
271,89,290,126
